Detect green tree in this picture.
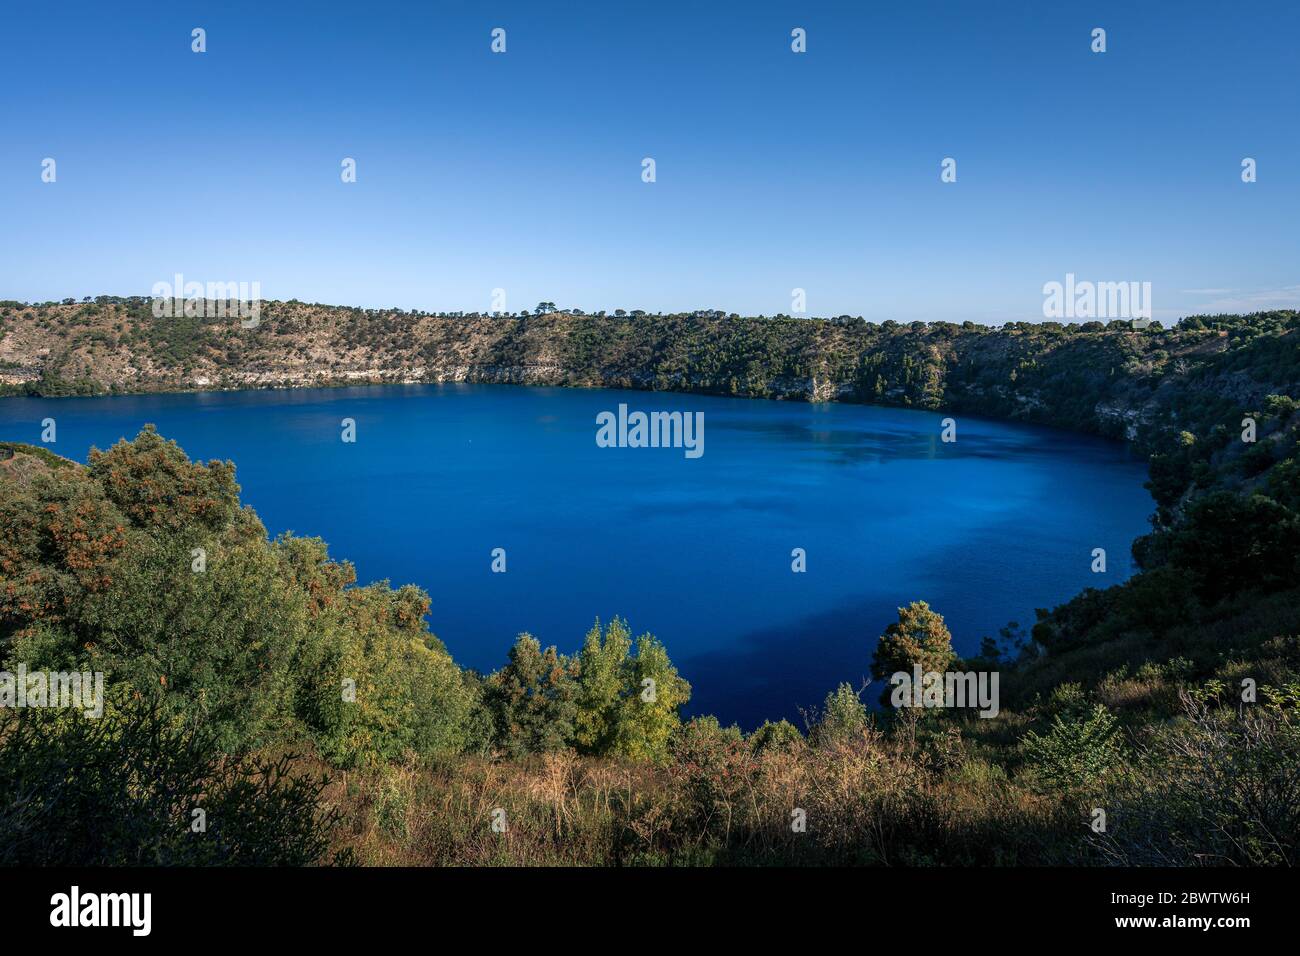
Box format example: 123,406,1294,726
305,582,478,767
573,617,632,753
870,600,956,695
1156,491,1300,603
573,618,690,761
483,634,578,757
613,633,691,761
812,683,868,746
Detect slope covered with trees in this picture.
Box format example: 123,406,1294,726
3,299,1295,447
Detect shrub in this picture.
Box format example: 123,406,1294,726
482,634,578,758
1088,691,1300,865
0,700,341,865
1021,703,1124,792
812,683,869,746
749,719,804,754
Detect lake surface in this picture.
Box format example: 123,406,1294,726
0,385,1151,728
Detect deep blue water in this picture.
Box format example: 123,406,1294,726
0,385,1151,728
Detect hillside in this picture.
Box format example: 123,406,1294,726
3,300,1296,448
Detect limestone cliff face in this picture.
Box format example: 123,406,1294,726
3,299,1295,455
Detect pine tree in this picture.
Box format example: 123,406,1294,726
870,600,955,685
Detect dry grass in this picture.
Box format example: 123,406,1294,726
312,725,1079,867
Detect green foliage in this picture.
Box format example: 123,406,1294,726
87,425,242,533
613,632,692,761
749,718,804,754
1021,703,1124,792
0,430,694,774
1269,454,1300,511
0,367,104,397
1045,682,1088,717
813,683,869,745
870,601,956,695
483,634,578,758
1153,491,1300,604
665,716,753,845
0,429,478,764
291,573,479,768
673,714,746,751
1,430,301,751
0,441,74,470
573,617,632,753
572,618,691,761
0,699,341,865
1093,694,1300,865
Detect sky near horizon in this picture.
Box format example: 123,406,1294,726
2,0,1297,324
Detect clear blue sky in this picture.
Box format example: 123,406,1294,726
2,0,1297,323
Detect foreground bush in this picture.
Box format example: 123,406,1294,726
1088,688,1300,866
0,701,341,865
0,428,480,766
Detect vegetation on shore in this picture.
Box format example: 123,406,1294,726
0,307,1297,866
3,298,1295,443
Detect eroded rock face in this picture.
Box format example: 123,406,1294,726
1095,399,1157,441
3,301,1294,455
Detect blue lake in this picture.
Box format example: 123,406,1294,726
0,385,1152,728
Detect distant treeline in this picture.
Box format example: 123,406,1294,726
3,300,1296,450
